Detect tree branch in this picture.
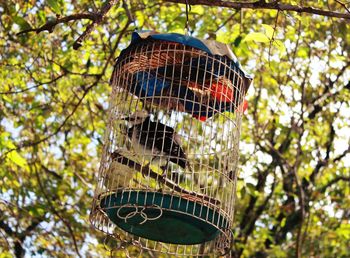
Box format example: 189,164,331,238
318,176,350,192
17,13,97,35
73,0,119,49
19,217,44,241
309,118,337,184
18,0,120,50
292,166,305,258
0,219,14,237
0,80,97,163
0,13,128,163
308,61,350,119
236,166,276,256
165,0,350,20
41,164,63,180
14,239,25,258
335,0,350,14
33,164,82,258
333,141,350,163
0,73,66,95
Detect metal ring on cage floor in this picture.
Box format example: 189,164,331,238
139,204,163,223
117,204,163,225
124,207,147,224
117,204,138,223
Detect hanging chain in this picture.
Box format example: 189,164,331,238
185,0,191,35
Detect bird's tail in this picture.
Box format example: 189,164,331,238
167,156,189,172
176,157,193,173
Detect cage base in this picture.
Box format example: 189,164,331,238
99,191,228,245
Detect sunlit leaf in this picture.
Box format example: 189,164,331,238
262,24,274,39
47,0,62,14
7,151,27,169
243,32,270,43
12,16,32,30
273,39,286,57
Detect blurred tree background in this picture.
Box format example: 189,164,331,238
0,0,349,257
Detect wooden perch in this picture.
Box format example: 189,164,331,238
111,152,221,205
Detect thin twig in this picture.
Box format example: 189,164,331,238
73,0,119,49
292,58,310,258
33,162,82,258
335,0,350,13
17,0,120,50
318,176,350,192
293,166,305,258
215,10,239,32
268,10,279,67
17,13,97,35
0,11,129,162
0,73,65,95
0,81,97,163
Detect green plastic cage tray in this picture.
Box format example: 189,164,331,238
99,191,229,245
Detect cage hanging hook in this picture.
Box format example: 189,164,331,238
185,0,191,35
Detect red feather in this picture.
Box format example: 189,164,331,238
193,114,208,121
210,79,234,102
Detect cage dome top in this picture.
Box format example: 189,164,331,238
111,31,253,121
118,31,253,90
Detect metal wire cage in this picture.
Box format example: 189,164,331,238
90,32,252,256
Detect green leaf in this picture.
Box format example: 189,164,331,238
38,10,47,24
1,95,12,103
281,217,287,227
135,11,145,27
3,139,16,149
234,35,243,47
47,0,62,14
273,40,286,57
243,32,270,43
7,151,27,169
191,6,204,15
246,183,258,197
12,16,32,30
262,24,274,39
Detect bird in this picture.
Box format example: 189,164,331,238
122,110,190,175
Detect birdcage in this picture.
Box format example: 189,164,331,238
90,31,252,256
